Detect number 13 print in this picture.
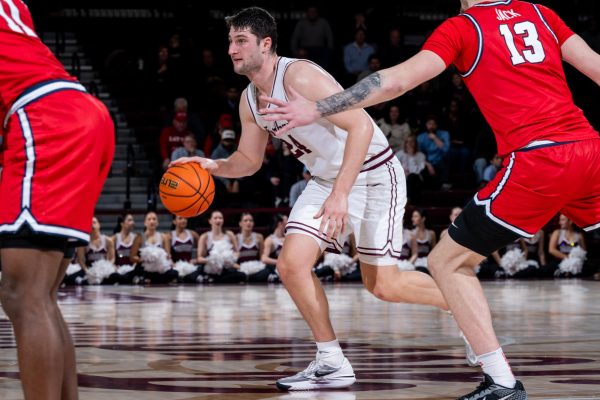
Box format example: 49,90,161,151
499,21,546,65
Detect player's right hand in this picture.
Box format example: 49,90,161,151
169,157,218,172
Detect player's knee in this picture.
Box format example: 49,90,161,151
367,280,397,302
0,281,22,319
275,258,294,281
0,279,49,320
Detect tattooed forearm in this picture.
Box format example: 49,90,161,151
316,72,382,117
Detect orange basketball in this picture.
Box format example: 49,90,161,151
159,163,215,217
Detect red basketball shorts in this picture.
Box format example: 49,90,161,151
0,80,115,245
475,138,600,237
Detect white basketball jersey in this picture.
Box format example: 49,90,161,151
246,57,392,181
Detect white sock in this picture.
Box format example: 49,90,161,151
479,348,516,388
316,339,344,367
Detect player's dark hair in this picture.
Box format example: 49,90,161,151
226,7,278,54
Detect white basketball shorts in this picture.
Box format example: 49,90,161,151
286,158,407,266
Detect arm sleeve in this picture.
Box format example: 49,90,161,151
536,4,575,45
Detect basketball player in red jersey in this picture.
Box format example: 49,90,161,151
261,1,600,398
0,1,114,398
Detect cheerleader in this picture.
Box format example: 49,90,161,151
168,215,201,283
111,213,136,266
197,210,245,283
131,211,177,283
237,212,273,282
261,214,286,268
409,209,437,274
78,217,119,284
169,215,199,262
544,214,587,277
523,230,547,267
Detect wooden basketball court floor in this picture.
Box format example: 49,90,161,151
1,281,599,399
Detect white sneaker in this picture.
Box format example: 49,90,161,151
459,330,479,367
276,357,356,391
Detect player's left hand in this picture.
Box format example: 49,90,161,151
314,190,349,240
259,86,321,136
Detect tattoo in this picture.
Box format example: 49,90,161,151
316,72,382,117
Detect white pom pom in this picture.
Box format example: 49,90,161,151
559,246,587,275
116,264,135,275
65,263,82,276
499,249,528,276
140,247,171,273
239,260,266,275
414,257,428,268
204,240,237,275
174,260,197,277
324,253,356,275
86,259,115,284
397,260,415,271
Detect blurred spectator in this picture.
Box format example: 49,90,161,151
472,121,497,185
482,154,503,183
267,142,302,207
444,99,472,175
445,72,473,110
211,129,239,193
357,53,381,81
220,86,241,129
417,116,450,188
160,112,193,169
153,44,173,109
290,5,334,69
211,129,237,159
163,97,205,144
379,28,406,68
524,230,547,268
343,29,375,81
406,80,442,127
204,113,234,156
171,133,205,161
377,104,412,152
395,135,425,203
289,166,311,207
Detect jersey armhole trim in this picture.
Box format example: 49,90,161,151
459,13,484,78
531,3,559,44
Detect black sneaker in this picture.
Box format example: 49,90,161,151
458,374,527,400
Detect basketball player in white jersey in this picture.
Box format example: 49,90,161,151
172,7,470,391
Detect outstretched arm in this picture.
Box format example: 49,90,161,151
281,61,375,238
562,35,600,86
260,50,446,132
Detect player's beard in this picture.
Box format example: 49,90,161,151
234,53,262,76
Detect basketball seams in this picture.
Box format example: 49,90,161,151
160,164,215,217
166,166,203,195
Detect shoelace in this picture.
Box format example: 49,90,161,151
299,360,319,377
460,380,489,400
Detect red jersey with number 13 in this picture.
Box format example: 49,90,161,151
0,0,73,122
423,0,598,156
